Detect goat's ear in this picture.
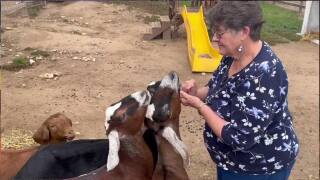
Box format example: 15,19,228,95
32,124,50,144
107,130,120,171
147,81,160,96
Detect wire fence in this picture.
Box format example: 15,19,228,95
271,1,305,15
1,1,46,29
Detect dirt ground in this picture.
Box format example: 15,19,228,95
0,2,319,180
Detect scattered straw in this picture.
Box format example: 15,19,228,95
301,33,320,41
1,128,37,150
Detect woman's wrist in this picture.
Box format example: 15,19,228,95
197,101,207,113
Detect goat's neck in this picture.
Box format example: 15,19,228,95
117,131,154,179
151,107,189,179
153,135,189,180
119,131,149,158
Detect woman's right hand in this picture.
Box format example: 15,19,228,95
180,90,203,108
181,79,197,96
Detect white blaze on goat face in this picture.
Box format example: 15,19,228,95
161,126,190,167
131,91,151,107
146,104,155,121
159,72,179,92
107,130,120,171
105,102,122,132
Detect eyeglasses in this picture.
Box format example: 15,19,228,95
212,30,228,39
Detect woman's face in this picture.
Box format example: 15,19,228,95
211,26,243,57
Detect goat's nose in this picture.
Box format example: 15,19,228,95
160,72,179,91
168,71,178,80
67,130,75,138
170,71,179,91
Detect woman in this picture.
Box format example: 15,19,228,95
180,1,299,180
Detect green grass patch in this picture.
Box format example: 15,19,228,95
23,47,35,51
181,0,192,7
143,15,161,24
27,6,41,18
30,50,50,57
1,57,31,71
108,1,168,15
261,2,303,45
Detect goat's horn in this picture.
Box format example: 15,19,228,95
161,126,190,167
107,130,120,171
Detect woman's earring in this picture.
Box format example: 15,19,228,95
237,45,243,52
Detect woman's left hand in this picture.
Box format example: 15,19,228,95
180,90,203,109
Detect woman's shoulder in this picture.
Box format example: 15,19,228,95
260,41,277,58
250,41,287,77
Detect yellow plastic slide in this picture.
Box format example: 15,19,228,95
181,6,222,72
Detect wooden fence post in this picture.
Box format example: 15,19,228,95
299,1,303,15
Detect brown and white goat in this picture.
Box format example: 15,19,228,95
0,113,75,180
145,71,190,180
70,90,154,180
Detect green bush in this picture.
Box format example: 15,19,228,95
1,57,31,71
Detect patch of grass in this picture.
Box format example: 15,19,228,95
27,6,41,18
181,0,192,7
143,15,161,24
261,2,303,44
261,31,289,46
0,57,31,71
31,50,50,57
23,47,35,51
108,1,168,15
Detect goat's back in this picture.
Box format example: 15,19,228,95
70,137,155,180
15,139,109,179
0,146,39,180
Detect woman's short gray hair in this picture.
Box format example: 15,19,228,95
207,1,264,41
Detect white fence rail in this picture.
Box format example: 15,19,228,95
272,1,306,15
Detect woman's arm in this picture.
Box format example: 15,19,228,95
198,101,228,138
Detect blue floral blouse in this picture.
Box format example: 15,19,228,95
204,41,299,175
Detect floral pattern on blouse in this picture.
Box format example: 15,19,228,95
204,41,299,175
